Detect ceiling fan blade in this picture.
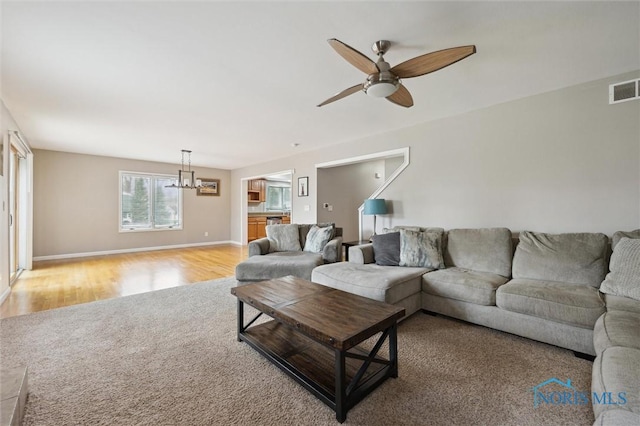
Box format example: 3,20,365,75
317,84,364,107
327,39,379,75
386,84,413,108
390,45,476,79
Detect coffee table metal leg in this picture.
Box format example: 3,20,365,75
335,349,347,423
390,322,398,378
237,300,244,342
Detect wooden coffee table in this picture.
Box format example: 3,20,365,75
231,276,405,423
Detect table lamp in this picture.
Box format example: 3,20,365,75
363,198,387,240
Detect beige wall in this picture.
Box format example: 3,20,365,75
33,150,231,257
231,71,640,242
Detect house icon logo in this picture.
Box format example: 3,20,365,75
531,378,576,408
531,377,626,408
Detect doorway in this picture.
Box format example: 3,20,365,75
316,148,409,241
241,170,293,244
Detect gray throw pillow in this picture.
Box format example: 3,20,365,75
267,224,301,252
612,229,640,250
600,238,640,301
303,225,334,253
372,232,400,266
399,229,445,269
382,226,423,233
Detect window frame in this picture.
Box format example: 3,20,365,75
119,171,184,233
265,184,291,211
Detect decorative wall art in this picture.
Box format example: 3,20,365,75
298,176,309,197
197,178,220,196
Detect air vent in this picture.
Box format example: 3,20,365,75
609,79,639,104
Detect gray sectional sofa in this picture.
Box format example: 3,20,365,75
311,226,640,425
591,231,640,425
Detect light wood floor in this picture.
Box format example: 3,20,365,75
0,244,248,319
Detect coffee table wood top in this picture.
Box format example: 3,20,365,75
231,275,405,351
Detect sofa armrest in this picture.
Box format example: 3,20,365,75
349,243,374,264
248,238,270,257
322,237,343,263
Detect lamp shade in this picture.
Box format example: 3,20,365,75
363,198,387,215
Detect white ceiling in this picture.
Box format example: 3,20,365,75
2,1,639,170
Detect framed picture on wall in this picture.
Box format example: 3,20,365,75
197,178,220,196
298,176,309,197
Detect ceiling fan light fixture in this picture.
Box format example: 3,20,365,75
365,81,399,98
364,73,400,98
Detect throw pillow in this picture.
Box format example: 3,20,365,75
266,224,301,252
372,232,401,266
299,222,335,248
382,226,423,234
399,229,445,269
303,225,334,253
600,238,640,301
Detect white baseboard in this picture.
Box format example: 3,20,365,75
228,240,244,246
33,240,236,261
0,287,10,306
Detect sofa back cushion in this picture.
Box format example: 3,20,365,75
512,231,608,287
444,228,513,277
600,238,640,301
267,224,302,252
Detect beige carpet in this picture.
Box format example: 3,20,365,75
0,277,594,425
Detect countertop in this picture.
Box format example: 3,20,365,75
247,212,291,217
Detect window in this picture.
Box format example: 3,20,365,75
265,185,291,211
119,172,182,231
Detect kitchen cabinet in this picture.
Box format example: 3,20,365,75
248,179,266,203
248,216,267,242
247,215,290,242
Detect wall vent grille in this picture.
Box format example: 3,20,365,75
609,79,639,104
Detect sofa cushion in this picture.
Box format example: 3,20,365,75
512,231,608,287
372,232,400,266
612,229,640,250
600,238,640,301
496,279,605,328
594,311,640,354
422,268,509,306
303,225,334,253
311,262,430,305
444,228,513,277
267,224,301,252
605,294,640,314
399,229,444,269
235,252,322,281
592,347,640,419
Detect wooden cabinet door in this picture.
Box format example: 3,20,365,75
257,218,267,239
248,220,258,241
281,217,291,224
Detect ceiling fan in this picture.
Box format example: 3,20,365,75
317,39,476,108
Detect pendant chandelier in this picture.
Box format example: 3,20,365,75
165,149,202,189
